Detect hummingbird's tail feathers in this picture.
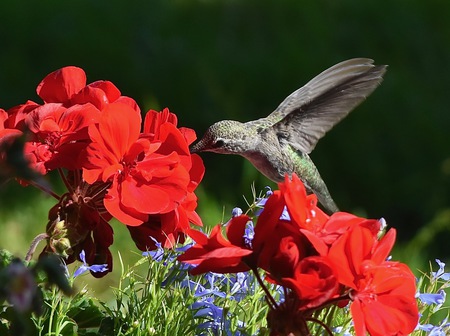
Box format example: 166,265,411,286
318,193,340,215
269,59,387,154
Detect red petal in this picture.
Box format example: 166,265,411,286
120,176,171,214
187,154,205,192
143,108,178,136
37,66,86,103
25,103,66,133
104,176,148,226
115,96,140,114
70,81,121,110
189,257,250,275
4,101,40,130
185,228,209,245
350,300,367,336
1,109,8,129
280,173,308,225
226,215,250,247
371,228,396,264
87,80,121,101
179,127,197,145
252,190,285,251
98,103,141,160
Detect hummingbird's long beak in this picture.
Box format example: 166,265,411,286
189,141,201,154
190,138,210,154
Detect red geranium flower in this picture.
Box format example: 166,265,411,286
36,66,139,112
23,103,101,173
280,174,381,255
128,108,204,249
3,101,40,131
349,262,418,336
282,256,338,311
82,103,190,226
2,65,207,279
328,225,418,336
178,215,253,275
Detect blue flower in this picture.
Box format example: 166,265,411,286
417,317,450,335
158,241,196,287
255,187,273,208
432,259,450,281
142,236,164,262
160,260,193,287
279,206,291,221
333,326,353,336
229,272,254,301
176,242,194,253
195,273,227,299
255,186,290,220
178,278,201,291
73,250,108,277
416,289,446,305
243,221,255,248
191,297,244,335
232,207,243,217
191,297,225,333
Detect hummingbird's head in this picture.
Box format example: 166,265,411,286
190,120,251,154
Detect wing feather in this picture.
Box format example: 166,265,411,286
266,58,387,153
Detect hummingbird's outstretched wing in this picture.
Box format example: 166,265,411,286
265,58,387,154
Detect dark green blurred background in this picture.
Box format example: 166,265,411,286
1,0,449,277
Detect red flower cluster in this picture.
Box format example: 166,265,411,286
178,174,418,336
0,66,204,276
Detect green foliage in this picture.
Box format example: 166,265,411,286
0,243,449,335
98,251,271,336
415,261,450,335
99,252,198,336
33,287,103,336
21,249,274,336
0,253,73,336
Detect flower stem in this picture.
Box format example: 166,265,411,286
25,233,49,262
27,178,60,200
252,267,279,310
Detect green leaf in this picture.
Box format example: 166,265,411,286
67,297,105,329
97,317,117,336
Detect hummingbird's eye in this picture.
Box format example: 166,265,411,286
213,139,225,148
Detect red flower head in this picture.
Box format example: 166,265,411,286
3,101,40,131
2,65,206,278
128,108,205,249
283,256,339,310
249,182,339,310
2,66,141,176
23,103,101,173
177,215,253,275
328,225,419,336
280,174,381,256
82,103,191,226
36,66,139,112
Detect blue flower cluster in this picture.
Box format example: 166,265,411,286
416,259,450,335
143,235,258,335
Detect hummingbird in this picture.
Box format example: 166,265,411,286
190,58,387,214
